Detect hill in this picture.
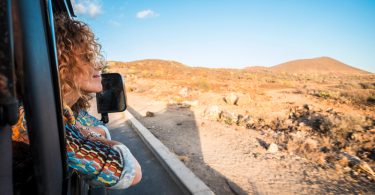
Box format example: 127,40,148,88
270,57,369,74
109,59,188,71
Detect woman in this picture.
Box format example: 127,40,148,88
12,14,141,189
55,13,110,139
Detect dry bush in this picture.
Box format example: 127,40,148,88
192,80,211,92
359,82,375,90
367,95,375,105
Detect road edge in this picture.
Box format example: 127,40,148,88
123,109,215,195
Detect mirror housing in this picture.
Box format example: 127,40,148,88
96,73,127,123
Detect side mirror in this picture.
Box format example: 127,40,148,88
96,73,127,123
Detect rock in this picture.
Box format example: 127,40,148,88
267,143,279,153
252,152,261,158
237,114,244,125
356,161,375,179
245,122,255,129
145,111,155,117
128,87,137,92
179,87,189,97
178,155,189,163
342,152,375,179
175,102,191,108
219,111,237,125
237,115,251,126
351,133,362,142
203,105,222,120
223,93,239,105
343,167,351,173
320,146,330,153
303,138,318,152
303,104,311,110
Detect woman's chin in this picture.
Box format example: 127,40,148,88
82,85,103,94
92,86,103,93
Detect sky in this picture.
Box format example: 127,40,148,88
71,0,375,72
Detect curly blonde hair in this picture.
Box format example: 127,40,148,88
54,14,105,113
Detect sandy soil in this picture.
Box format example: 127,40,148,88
126,93,374,195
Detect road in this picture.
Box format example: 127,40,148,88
105,112,187,195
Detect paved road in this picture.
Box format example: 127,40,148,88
105,112,186,195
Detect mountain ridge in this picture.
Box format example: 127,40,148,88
109,57,371,74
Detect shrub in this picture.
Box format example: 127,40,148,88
359,82,375,89
314,90,331,98
367,96,375,105
195,80,210,91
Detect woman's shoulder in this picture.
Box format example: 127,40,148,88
76,109,104,127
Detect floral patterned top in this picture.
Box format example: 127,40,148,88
12,105,136,189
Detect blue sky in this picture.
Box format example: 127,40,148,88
72,0,375,72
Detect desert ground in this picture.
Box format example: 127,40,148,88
108,57,374,194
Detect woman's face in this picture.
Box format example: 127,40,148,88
76,57,103,93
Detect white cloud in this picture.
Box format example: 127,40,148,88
136,9,159,19
72,0,102,18
88,3,101,17
74,3,86,14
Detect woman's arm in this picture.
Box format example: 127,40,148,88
65,123,141,188
76,130,142,187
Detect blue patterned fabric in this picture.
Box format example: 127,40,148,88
65,123,124,187
76,109,104,127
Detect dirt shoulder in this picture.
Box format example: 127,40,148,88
127,93,374,195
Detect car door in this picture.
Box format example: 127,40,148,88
0,0,73,194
